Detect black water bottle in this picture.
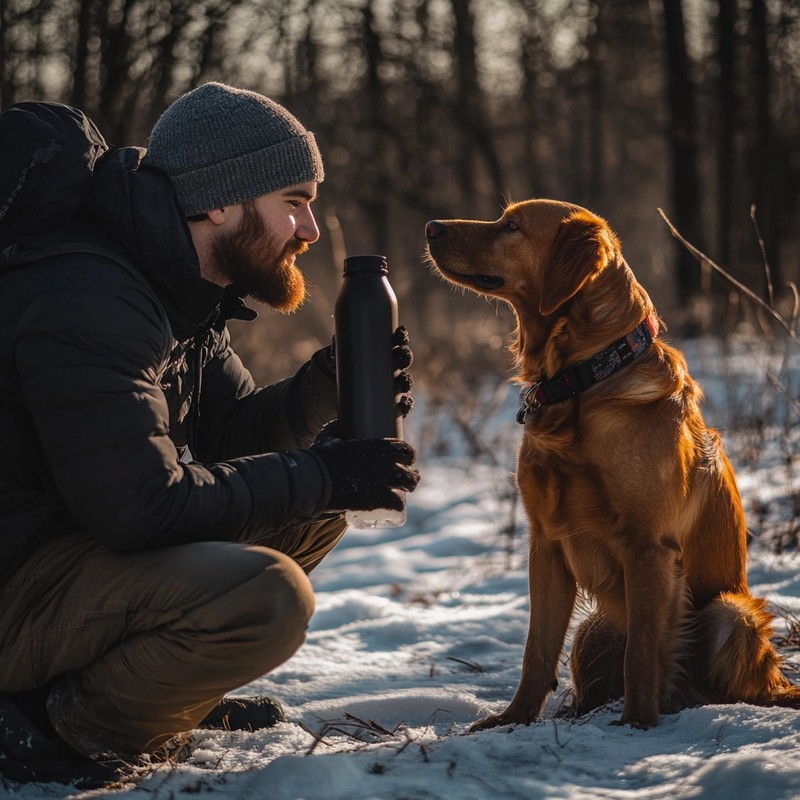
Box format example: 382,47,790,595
335,254,405,528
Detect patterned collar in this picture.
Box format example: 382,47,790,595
517,315,658,424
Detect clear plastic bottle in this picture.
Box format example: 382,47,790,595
335,254,406,528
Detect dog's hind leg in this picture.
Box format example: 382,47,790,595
570,610,626,714
698,591,800,707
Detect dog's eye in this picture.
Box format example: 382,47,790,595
506,219,519,231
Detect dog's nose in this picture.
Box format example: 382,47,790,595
426,220,446,240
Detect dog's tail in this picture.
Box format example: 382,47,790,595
698,591,800,708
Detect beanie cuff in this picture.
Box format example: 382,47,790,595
167,132,324,216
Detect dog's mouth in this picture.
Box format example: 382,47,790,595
435,262,505,291
462,273,505,290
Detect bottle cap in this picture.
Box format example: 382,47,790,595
343,254,388,276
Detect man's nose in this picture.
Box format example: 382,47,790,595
297,207,320,244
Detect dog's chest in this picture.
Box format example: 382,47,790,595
517,434,628,564
517,444,610,534
517,406,580,454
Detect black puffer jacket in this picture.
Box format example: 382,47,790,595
0,102,337,583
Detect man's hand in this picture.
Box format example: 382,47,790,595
391,326,413,418
317,326,415,418
310,422,420,512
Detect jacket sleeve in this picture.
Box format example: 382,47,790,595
194,326,339,462
14,274,332,553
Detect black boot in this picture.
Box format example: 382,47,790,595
198,695,285,732
0,693,129,788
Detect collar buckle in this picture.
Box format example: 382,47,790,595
517,382,543,425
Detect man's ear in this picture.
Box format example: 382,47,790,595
206,208,226,225
539,210,618,316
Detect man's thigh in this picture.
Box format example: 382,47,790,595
258,513,347,573
0,533,302,692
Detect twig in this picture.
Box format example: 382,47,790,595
551,718,562,747
446,655,485,673
298,720,331,755
658,208,800,351
764,371,800,420
343,712,398,736
395,728,417,755
750,204,775,308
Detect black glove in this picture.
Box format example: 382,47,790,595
310,422,420,512
317,326,414,418
391,326,414,418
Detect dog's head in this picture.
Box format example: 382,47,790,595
424,199,620,317
425,199,655,380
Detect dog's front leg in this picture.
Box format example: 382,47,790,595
616,540,678,729
471,535,576,731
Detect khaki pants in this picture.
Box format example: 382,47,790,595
0,515,346,757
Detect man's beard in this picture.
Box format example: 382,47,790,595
210,200,308,312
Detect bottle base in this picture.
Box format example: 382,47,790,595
346,508,407,529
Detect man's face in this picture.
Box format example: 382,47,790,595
207,182,320,312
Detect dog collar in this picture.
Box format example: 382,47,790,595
516,315,658,425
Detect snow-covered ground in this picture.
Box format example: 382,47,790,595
7,333,800,800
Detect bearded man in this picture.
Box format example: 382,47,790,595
0,83,418,787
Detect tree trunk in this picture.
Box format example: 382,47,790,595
518,0,543,197
716,0,736,269
584,1,604,211
0,0,7,107
449,0,505,205
70,0,92,110
361,0,390,254
662,0,703,302
748,0,779,298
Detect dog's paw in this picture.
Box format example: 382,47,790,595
469,714,511,732
610,712,659,730
469,709,533,732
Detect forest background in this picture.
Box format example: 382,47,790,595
2,0,799,395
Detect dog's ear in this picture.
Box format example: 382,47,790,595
539,210,618,316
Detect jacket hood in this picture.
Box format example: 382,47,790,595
86,146,225,339
0,102,107,241
0,101,241,341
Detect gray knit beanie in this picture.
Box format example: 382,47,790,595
144,82,325,216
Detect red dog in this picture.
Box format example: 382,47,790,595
425,199,800,730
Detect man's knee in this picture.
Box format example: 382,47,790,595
182,545,315,670
250,547,316,637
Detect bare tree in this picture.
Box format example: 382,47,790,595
515,0,548,198
661,0,703,304
359,0,391,254
70,0,92,110
747,0,780,297
715,0,736,270
449,0,506,205
0,0,9,108
583,0,605,211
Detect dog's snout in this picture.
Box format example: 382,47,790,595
426,220,446,240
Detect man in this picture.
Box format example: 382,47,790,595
0,83,419,786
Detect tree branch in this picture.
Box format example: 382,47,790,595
657,207,800,350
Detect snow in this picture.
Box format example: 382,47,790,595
6,333,800,800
